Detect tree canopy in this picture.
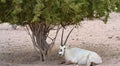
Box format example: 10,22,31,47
0,0,120,25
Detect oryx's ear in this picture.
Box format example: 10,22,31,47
60,45,62,48
66,45,71,49
63,45,65,48
68,45,71,47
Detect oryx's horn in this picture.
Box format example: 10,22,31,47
63,27,74,45
61,28,64,46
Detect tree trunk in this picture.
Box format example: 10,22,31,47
28,22,50,61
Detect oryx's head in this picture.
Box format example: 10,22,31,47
58,45,66,56
58,27,74,56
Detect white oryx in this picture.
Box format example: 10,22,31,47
58,27,102,66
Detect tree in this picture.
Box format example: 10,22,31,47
0,0,120,61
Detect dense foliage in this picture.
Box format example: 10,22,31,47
0,0,120,25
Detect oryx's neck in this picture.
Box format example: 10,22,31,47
64,48,71,56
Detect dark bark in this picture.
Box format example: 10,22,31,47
25,22,61,61
28,22,50,61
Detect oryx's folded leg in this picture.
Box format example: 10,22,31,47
86,53,91,66
76,64,79,66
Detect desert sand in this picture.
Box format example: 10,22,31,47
0,12,120,66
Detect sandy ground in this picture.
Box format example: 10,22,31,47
0,12,120,66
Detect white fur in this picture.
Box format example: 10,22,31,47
59,45,102,66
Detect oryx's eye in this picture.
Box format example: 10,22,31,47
60,49,62,51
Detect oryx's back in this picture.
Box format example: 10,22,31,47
65,47,102,65
89,52,102,64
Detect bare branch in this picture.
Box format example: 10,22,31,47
24,25,32,38
48,25,56,30
48,26,61,46
63,27,75,45
24,25,40,54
